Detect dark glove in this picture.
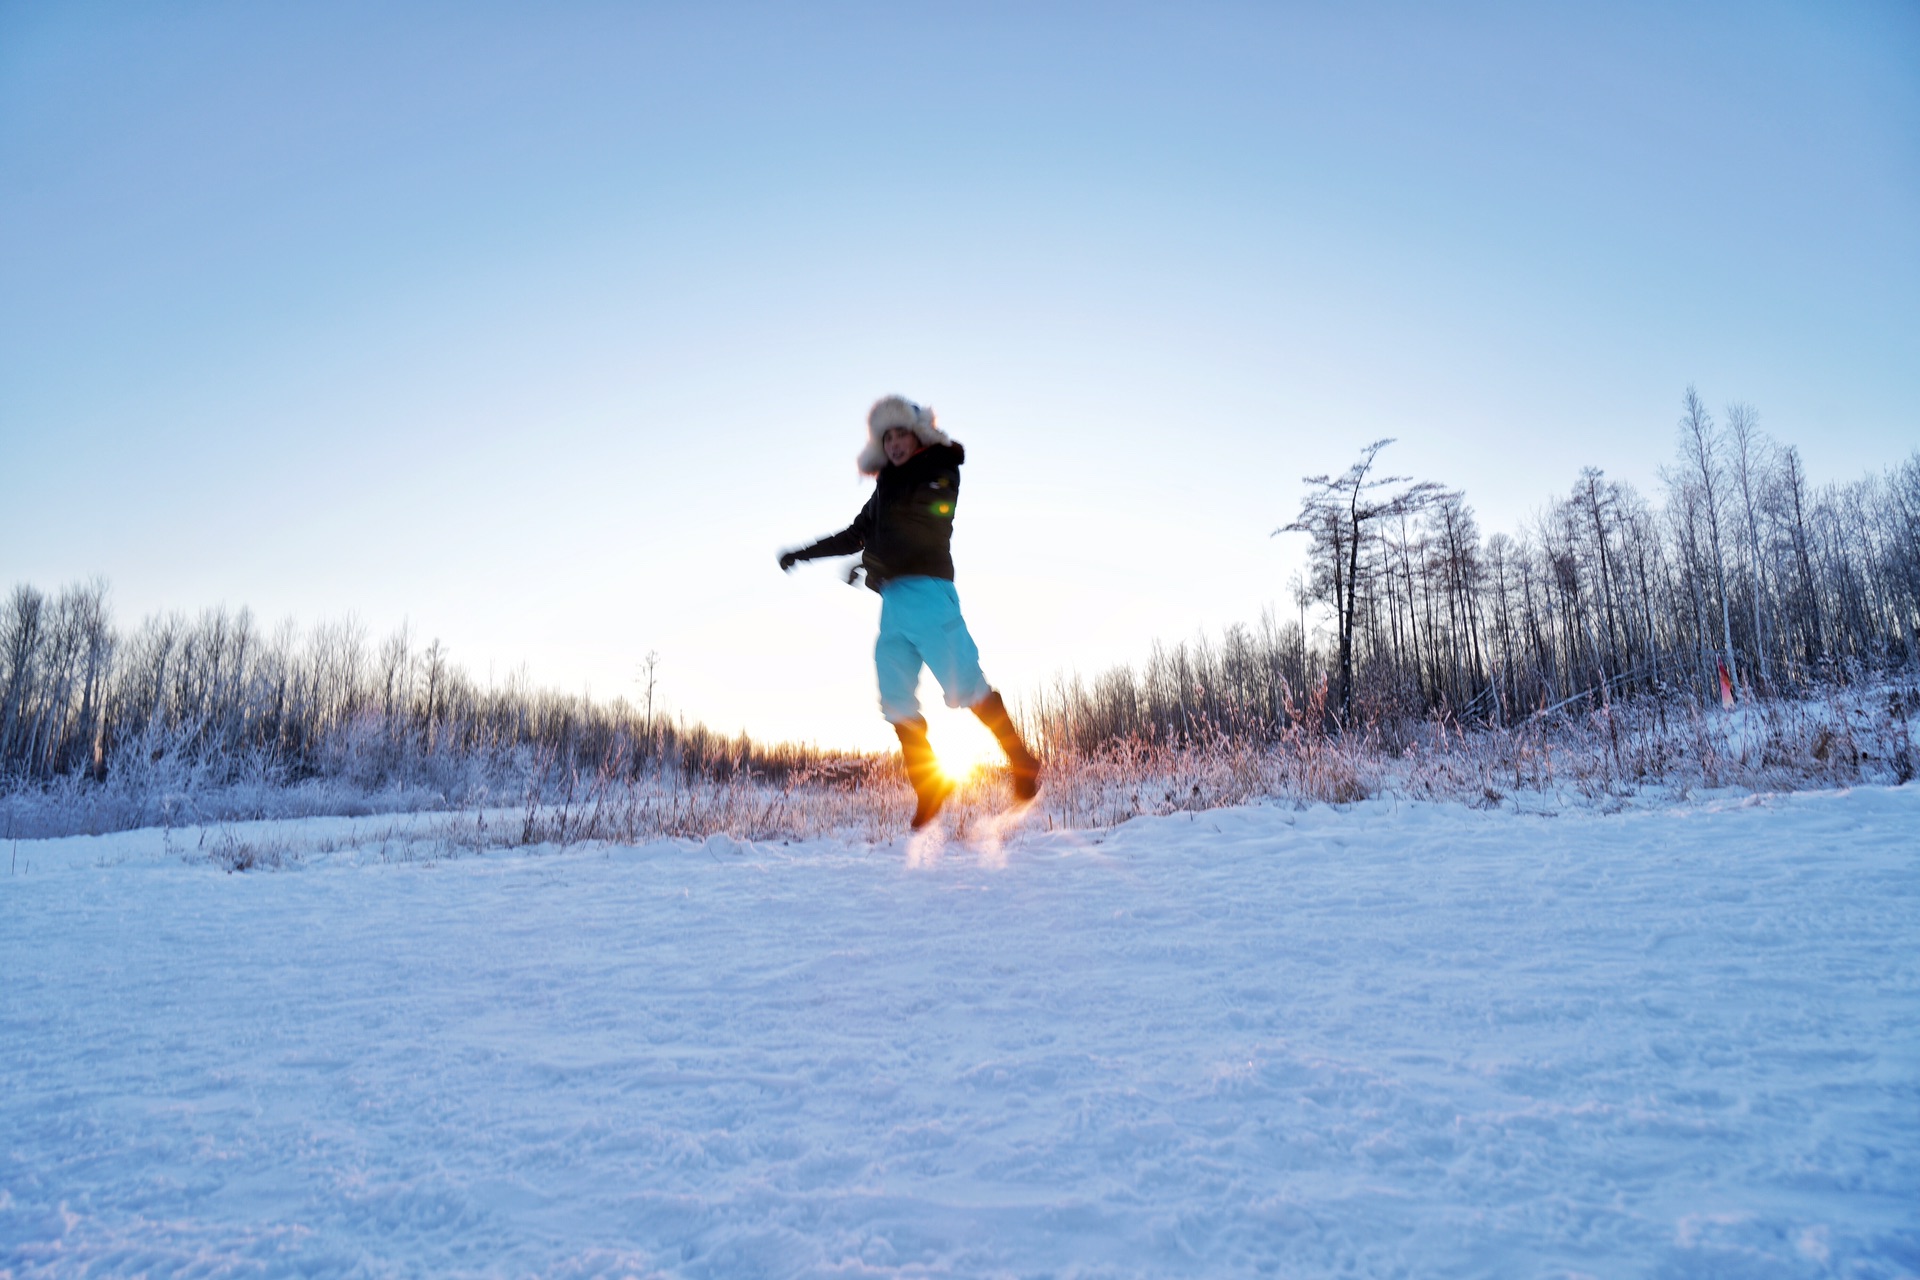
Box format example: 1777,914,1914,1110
778,549,800,573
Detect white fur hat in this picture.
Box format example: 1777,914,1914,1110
858,394,952,475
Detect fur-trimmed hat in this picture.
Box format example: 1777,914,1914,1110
858,395,952,475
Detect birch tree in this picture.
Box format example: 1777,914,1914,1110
1671,387,1741,699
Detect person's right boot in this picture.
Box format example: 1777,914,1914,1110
893,716,954,830
972,690,1041,802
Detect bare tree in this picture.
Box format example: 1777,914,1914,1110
1725,401,1772,690
1277,439,1444,725
421,638,449,752
1670,387,1741,699
1887,453,1920,659
1777,446,1823,666
639,649,661,744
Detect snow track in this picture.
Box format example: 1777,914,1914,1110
3,788,1917,1277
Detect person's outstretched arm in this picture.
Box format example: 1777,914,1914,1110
778,495,874,572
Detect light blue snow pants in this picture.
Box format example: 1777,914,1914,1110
875,577,991,724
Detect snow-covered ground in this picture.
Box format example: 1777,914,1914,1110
3,787,1917,1278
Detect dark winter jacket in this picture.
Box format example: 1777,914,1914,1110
791,443,965,591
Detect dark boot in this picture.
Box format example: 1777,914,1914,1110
972,690,1041,802
893,716,955,830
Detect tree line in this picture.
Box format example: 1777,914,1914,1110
1032,388,1918,752
0,588,829,795
6,386,1916,793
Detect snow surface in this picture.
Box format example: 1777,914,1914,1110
3,787,1917,1278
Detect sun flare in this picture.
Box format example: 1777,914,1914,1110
925,712,1005,785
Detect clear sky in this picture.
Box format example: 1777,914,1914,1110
4,1,1916,753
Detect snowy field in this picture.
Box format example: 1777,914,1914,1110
3,787,1917,1278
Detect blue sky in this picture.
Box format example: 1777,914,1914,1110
3,1,1916,751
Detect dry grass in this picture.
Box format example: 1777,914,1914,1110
11,678,1915,866
1394,680,1917,810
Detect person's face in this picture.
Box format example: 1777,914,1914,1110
883,426,923,467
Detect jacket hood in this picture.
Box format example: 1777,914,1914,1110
857,394,954,475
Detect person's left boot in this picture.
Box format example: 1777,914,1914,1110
972,691,1041,802
893,716,955,829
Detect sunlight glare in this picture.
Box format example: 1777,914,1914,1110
925,711,1005,785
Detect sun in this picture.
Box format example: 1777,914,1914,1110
925,712,1005,785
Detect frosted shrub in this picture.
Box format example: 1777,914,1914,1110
5,677,1913,848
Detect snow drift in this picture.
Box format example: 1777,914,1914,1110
2,786,1916,1277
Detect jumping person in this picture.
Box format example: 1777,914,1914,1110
779,395,1040,829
